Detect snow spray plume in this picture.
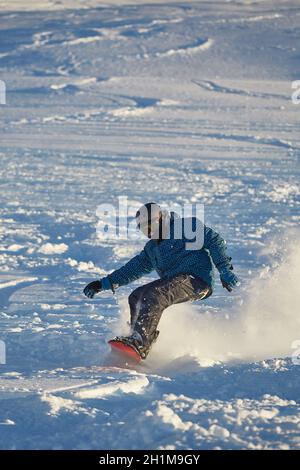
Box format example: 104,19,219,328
150,228,300,367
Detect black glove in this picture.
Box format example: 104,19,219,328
83,280,102,299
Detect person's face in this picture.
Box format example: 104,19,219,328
137,214,161,239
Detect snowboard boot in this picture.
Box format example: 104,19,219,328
139,329,160,359
116,330,160,360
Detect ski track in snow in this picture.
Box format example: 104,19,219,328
0,0,300,450
150,38,214,58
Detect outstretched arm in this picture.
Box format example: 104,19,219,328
83,248,154,298
204,225,239,291
204,226,232,270
104,249,154,292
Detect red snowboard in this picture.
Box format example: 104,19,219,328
108,338,142,363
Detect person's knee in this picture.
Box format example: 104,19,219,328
128,286,143,307
190,276,212,300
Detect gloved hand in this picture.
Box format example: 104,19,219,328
83,280,102,299
219,269,239,292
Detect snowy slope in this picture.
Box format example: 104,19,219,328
0,0,300,449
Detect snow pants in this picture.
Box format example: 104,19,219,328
128,273,212,353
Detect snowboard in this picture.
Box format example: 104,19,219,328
108,338,142,363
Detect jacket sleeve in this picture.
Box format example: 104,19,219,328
203,225,233,272
103,248,154,291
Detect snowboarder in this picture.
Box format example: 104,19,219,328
83,202,239,359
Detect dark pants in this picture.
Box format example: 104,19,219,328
128,273,212,355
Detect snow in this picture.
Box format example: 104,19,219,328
153,38,214,58
0,0,300,450
156,402,194,432
74,372,149,399
38,243,69,255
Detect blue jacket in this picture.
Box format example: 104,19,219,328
102,214,233,291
